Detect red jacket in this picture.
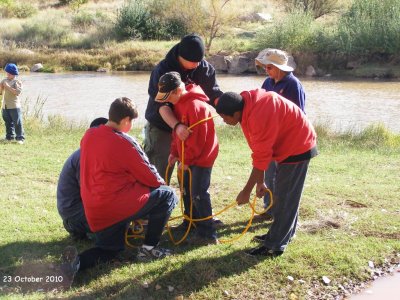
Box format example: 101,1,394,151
240,89,317,170
170,84,219,167
80,125,164,232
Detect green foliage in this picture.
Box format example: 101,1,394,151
337,0,400,56
283,0,341,18
58,0,88,6
0,1,37,18
15,18,71,47
254,9,318,52
115,0,188,40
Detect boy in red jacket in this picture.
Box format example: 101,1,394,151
216,90,318,257
156,72,219,245
60,97,177,282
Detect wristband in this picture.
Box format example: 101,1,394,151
173,122,183,132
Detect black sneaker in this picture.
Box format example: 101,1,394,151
244,245,283,257
252,234,268,243
187,235,219,246
60,246,80,281
212,218,224,228
137,246,173,261
171,221,195,232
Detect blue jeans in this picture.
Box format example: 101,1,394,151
78,185,177,270
62,209,92,239
95,185,178,251
263,160,277,214
2,108,25,141
262,160,310,252
182,166,216,239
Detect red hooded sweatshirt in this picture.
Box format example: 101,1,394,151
80,125,164,232
170,84,219,167
240,89,317,170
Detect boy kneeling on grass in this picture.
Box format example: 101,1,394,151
61,97,177,281
156,72,219,245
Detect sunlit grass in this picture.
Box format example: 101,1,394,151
0,114,399,299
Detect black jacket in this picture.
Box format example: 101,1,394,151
145,43,223,132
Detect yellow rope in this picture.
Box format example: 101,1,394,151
126,115,273,247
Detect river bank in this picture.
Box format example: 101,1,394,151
2,46,400,80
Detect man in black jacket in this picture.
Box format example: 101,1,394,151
144,34,223,181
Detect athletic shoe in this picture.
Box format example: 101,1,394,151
16,140,24,145
244,245,283,257
252,233,268,243
187,235,219,246
60,246,80,281
137,246,173,261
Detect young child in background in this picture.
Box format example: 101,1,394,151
0,63,24,144
156,71,219,245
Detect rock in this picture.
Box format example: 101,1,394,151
287,275,294,282
155,284,161,290
253,12,273,22
322,276,331,285
305,65,317,77
168,286,174,292
227,55,251,74
368,261,375,268
16,49,35,56
207,55,229,72
31,63,43,72
142,282,149,289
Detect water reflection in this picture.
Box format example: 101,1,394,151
18,72,400,132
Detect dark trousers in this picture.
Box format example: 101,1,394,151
262,160,310,252
182,166,216,239
78,185,177,270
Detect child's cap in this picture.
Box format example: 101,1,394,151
155,71,182,102
4,63,19,76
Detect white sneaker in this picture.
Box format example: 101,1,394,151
17,140,24,145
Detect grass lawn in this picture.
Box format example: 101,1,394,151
0,122,399,299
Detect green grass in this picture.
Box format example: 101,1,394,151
0,120,399,299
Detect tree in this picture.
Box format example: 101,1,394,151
284,0,341,18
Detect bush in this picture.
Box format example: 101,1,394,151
337,0,400,56
254,9,318,52
115,0,188,40
0,1,37,18
16,18,71,47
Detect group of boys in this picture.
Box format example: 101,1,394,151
57,34,317,280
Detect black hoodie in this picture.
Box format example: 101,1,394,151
145,43,223,132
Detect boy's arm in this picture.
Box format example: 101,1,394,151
122,137,165,187
3,80,22,96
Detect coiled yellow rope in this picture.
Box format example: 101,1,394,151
126,116,273,247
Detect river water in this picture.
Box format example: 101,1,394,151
17,71,400,132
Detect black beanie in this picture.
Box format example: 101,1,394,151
178,34,205,62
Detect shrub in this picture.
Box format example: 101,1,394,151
16,18,71,47
337,0,400,56
254,9,318,52
0,1,37,18
115,0,188,40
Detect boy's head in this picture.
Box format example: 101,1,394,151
155,72,185,104
178,34,205,70
89,117,108,128
215,92,244,126
108,97,138,132
4,63,19,77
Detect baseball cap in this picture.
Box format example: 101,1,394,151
155,72,183,102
